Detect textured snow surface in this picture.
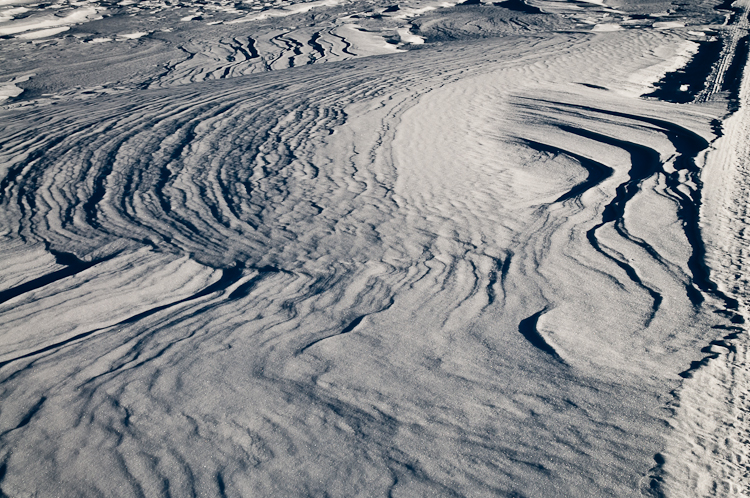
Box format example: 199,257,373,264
664,9,750,492
0,0,749,495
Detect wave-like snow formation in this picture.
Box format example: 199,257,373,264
0,13,745,498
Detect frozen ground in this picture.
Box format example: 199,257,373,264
1,0,749,495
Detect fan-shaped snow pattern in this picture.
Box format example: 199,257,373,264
0,21,744,498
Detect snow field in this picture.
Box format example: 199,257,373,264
0,24,742,497
658,2,750,490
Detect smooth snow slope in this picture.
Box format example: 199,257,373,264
0,0,747,496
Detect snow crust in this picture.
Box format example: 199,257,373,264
0,0,747,495
661,7,750,492
0,5,103,37
0,75,29,101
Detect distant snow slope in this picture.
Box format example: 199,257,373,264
0,0,724,101
0,22,742,495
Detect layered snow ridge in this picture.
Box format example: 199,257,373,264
1,0,748,495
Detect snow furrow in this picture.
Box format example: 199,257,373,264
0,28,740,497
655,14,750,492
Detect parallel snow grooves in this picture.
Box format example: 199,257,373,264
560,103,731,307
697,0,750,102
1,33,591,269
0,30,737,498
654,19,750,493
518,131,671,323
511,103,701,324
519,99,726,308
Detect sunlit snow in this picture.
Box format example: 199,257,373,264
1,0,749,495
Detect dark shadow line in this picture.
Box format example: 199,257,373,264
0,250,116,306
0,266,245,370
300,314,368,354
517,138,614,203
518,308,564,362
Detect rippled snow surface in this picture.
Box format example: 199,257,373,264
0,0,746,495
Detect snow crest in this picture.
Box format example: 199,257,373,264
0,7,743,498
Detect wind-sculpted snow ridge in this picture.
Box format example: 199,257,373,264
0,23,741,498
152,24,402,88
0,0,727,103
650,10,750,492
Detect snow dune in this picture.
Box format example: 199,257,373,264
154,23,405,87
0,13,744,498
0,5,103,37
0,75,30,101
658,9,750,491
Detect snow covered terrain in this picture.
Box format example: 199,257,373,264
1,0,749,495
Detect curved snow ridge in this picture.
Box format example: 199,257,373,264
0,5,104,38
0,30,736,497
151,24,414,88
650,15,750,493
0,249,221,367
227,0,344,23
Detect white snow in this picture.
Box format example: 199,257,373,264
591,22,622,31
0,74,31,101
653,21,686,29
0,6,28,23
118,31,149,39
388,1,457,19
228,0,342,22
397,27,425,44
0,0,748,495
0,6,102,36
336,23,404,53
16,25,70,39
0,0,39,5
